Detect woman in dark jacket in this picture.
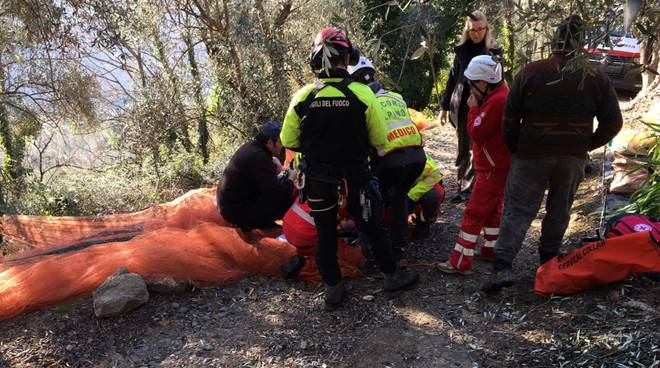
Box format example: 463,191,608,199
439,10,502,202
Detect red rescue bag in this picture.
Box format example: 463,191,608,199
604,213,660,239
534,231,660,295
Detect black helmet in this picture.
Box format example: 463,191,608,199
554,15,584,51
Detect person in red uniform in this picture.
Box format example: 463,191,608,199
438,55,511,274
280,200,361,279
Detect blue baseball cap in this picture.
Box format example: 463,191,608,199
258,121,282,139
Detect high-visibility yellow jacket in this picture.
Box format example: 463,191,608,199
375,89,423,154
281,71,387,165
408,154,442,202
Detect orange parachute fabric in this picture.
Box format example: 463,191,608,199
408,108,436,131
1,188,223,257
0,188,364,321
297,239,366,282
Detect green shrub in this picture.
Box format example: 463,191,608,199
614,122,660,218
4,137,240,216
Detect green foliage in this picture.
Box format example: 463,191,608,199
614,122,660,218
3,0,654,219
17,183,81,217
359,0,469,109
426,64,452,112
117,79,187,159
494,0,628,68
0,0,97,192
6,142,235,216
498,21,515,83
1,0,372,216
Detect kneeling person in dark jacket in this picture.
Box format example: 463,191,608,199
217,121,296,230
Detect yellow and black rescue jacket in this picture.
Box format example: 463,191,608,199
281,70,387,166
407,153,442,202
374,89,423,154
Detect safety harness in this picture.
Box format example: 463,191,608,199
294,78,380,221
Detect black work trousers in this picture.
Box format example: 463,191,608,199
452,105,475,193
306,174,397,286
495,155,586,268
416,183,444,222
378,158,426,244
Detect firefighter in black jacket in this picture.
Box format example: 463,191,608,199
281,28,419,310
217,121,296,230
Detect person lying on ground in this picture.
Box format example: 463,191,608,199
216,121,297,231
485,15,623,293
437,55,511,276
280,199,361,280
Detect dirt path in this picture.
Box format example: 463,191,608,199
1,122,658,368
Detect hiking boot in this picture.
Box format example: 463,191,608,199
411,221,431,241
383,269,419,292
280,255,306,279
481,267,515,295
437,261,473,275
324,282,344,311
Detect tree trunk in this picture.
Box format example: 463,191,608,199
184,32,209,164
631,0,660,102
154,32,193,153
504,0,516,84
0,101,24,181
0,100,8,216
268,43,291,116
640,40,658,91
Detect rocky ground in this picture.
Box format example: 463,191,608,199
1,108,659,368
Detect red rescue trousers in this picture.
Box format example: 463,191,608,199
449,170,507,271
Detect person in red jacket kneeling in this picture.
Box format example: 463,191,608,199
280,200,364,280
438,55,511,275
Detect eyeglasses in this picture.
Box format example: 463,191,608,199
469,27,487,33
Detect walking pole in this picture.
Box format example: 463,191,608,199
598,145,608,237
